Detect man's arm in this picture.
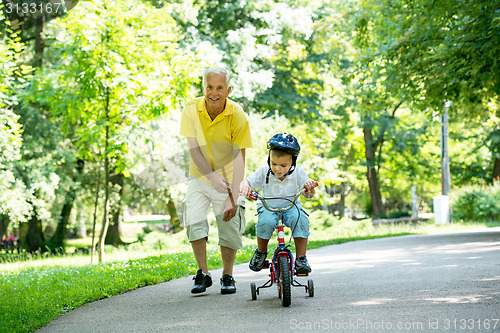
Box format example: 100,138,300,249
186,137,229,193
231,148,245,196
220,148,245,221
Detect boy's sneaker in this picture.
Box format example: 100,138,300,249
220,274,236,294
249,249,267,271
295,255,312,274
191,269,213,293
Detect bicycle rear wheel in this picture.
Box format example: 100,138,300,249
278,256,291,307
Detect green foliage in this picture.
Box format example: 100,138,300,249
486,127,500,161
448,117,498,185
30,0,199,164
195,0,259,40
309,210,344,229
451,182,500,221
363,0,500,113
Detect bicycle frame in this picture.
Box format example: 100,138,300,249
250,188,306,273
249,187,315,306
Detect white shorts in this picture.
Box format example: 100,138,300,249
183,177,246,250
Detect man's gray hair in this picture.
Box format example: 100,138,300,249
202,67,232,88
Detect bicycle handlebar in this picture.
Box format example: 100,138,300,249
248,182,319,213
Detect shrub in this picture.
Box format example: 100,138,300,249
452,181,500,221
309,210,345,229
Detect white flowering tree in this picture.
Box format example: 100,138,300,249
0,25,36,242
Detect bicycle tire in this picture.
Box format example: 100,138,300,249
251,282,257,300
278,256,291,307
307,279,314,297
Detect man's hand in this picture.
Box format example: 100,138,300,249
221,196,237,221
208,173,231,193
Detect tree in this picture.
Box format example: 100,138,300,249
487,128,500,180
3,3,86,253
31,0,199,262
362,0,500,181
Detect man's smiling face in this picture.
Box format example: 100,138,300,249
203,72,232,117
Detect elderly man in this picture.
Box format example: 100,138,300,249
180,67,252,294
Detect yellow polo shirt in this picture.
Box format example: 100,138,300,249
179,97,252,183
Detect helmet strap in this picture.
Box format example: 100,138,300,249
266,153,272,184
265,168,272,184
288,156,297,175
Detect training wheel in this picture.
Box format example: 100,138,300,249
251,282,257,300
307,279,314,297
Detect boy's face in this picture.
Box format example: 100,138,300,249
270,150,293,180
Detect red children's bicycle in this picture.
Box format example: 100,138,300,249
248,184,317,307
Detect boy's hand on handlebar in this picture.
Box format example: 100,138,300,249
239,180,253,198
303,180,318,198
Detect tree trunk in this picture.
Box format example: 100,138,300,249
33,12,45,68
17,205,44,252
338,182,347,218
19,209,45,253
165,189,182,233
363,124,385,217
18,222,29,250
493,158,500,181
0,214,9,239
105,208,124,246
46,194,75,251
105,173,125,246
91,168,101,265
98,87,111,263
77,199,87,238
26,210,45,252
46,159,84,251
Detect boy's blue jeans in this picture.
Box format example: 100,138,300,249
255,206,310,239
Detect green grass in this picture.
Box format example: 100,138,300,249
1,214,499,333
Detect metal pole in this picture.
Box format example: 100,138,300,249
440,101,452,223
441,102,451,196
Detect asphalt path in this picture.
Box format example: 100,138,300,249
38,227,500,333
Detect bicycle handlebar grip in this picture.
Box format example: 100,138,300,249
248,192,258,200
314,181,319,187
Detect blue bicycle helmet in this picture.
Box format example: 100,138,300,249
266,133,300,182
267,133,301,156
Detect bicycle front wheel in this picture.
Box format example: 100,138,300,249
278,256,291,307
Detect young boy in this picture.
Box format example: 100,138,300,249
240,133,317,274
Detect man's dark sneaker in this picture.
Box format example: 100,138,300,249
191,269,213,294
249,249,267,271
220,274,236,294
295,255,312,274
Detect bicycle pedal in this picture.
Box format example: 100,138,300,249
263,260,270,268
296,272,309,276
